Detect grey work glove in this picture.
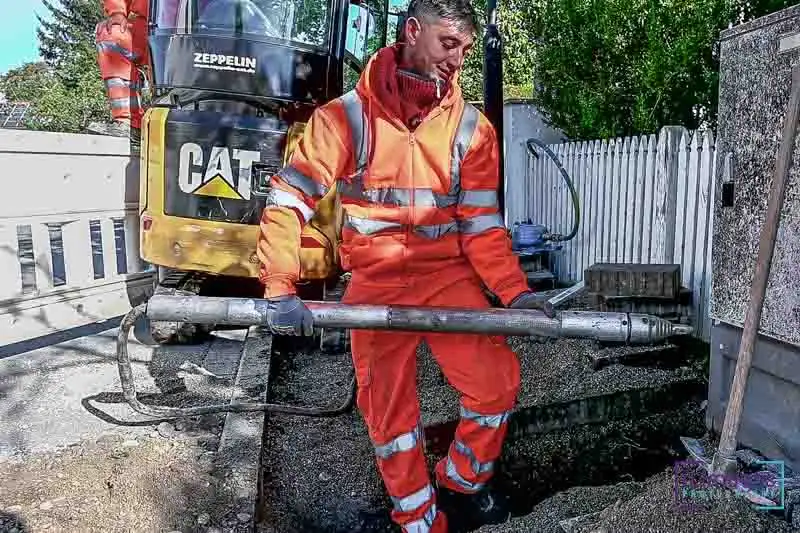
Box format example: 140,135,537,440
265,295,314,336
509,291,553,343
509,291,553,316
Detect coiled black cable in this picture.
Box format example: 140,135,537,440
525,138,581,242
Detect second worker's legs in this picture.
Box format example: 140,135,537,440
91,16,149,142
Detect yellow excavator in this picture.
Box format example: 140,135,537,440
137,0,407,343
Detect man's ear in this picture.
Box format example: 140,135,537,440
404,16,422,45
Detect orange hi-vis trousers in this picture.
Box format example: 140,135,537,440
343,269,521,532
95,14,148,128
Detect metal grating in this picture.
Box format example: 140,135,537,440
0,102,32,129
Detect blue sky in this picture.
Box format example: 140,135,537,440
0,1,51,75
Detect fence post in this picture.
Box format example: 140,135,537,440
652,126,685,263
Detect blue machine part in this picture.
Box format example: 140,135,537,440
511,221,562,255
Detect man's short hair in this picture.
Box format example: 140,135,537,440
406,0,479,35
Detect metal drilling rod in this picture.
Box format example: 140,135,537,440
114,296,692,421
145,295,692,344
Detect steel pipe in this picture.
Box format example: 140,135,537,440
114,304,356,420
145,295,692,344
113,296,692,421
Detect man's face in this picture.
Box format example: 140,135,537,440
403,16,475,83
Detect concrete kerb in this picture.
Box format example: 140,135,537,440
215,326,272,532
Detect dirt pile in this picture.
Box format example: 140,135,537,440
481,467,792,533
417,335,704,427
0,428,228,533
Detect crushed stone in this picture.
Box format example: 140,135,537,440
259,337,393,533
585,468,793,533
477,481,647,533
0,433,225,533
260,330,708,533
417,334,705,426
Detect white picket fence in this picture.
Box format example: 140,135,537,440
0,129,154,346
507,126,717,341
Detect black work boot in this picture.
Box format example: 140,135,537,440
435,482,511,532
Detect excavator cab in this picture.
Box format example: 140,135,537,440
138,0,405,343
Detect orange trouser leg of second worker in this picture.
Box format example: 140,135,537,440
95,17,148,128
345,274,521,532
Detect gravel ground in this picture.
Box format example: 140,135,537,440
477,481,647,533
588,467,793,533
0,424,232,533
417,335,705,426
481,467,793,533
259,331,709,533
259,337,393,533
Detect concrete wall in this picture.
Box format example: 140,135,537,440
0,129,153,347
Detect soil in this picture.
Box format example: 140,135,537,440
258,333,709,533
480,467,793,533
0,432,207,533
417,334,706,427
0,417,256,533
259,337,392,533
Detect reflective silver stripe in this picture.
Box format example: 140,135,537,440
344,215,403,235
110,97,138,110
267,189,313,222
403,504,438,533
344,214,458,239
105,77,140,90
392,484,433,513
276,165,328,198
460,189,498,208
339,177,458,208
449,103,480,197
341,90,369,172
445,456,484,492
458,213,504,235
460,405,511,428
454,440,494,475
374,426,420,459
414,222,458,239
96,41,138,61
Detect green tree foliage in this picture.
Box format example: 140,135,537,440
0,0,107,132
37,0,104,77
530,0,798,140
458,0,540,101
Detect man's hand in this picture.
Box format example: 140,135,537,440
102,12,129,33
509,291,552,316
264,295,314,336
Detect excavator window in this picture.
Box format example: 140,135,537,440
341,0,406,90
151,0,332,49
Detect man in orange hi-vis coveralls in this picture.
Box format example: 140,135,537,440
89,0,151,142
256,0,544,530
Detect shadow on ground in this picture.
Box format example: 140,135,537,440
0,510,29,532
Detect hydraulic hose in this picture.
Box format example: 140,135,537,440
526,137,581,242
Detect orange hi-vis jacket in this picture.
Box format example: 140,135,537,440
102,0,148,18
257,47,530,305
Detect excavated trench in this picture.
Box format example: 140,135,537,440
256,333,717,533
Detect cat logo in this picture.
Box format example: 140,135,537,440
178,143,261,201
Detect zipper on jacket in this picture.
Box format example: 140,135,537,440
408,133,416,241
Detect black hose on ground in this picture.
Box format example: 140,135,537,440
525,138,581,242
